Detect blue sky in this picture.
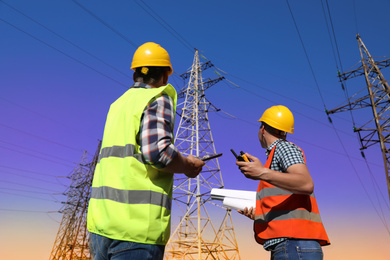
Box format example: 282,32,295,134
1,1,390,259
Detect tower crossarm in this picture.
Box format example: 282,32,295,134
203,77,225,91
326,93,372,114
180,61,214,80
338,57,390,82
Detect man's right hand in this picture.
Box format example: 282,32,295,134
184,155,205,178
237,206,255,220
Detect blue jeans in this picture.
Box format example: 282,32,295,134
270,240,323,260
89,233,165,260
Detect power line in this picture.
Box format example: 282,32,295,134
0,18,128,89
0,97,94,139
0,144,74,168
0,140,76,165
0,1,132,80
285,0,327,110
0,187,56,195
0,190,59,202
352,0,360,34
320,0,341,72
0,208,58,213
320,0,355,118
0,180,59,193
134,0,194,53
1,169,66,186
321,0,345,73
0,122,83,153
0,164,66,178
71,0,138,48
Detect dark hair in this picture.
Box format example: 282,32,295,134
261,122,287,138
134,66,170,84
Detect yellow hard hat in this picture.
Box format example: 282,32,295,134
258,105,294,134
131,42,173,75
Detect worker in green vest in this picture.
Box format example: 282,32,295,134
87,42,205,260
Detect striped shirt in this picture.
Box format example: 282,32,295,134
134,82,178,169
262,139,306,251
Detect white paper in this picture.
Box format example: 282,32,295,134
211,188,256,211
222,197,255,211
211,188,256,200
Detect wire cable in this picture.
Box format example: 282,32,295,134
0,1,132,80
134,0,194,53
352,0,360,34
1,170,66,186
285,0,327,110
0,123,83,153
0,180,59,193
0,208,58,213
0,18,128,89
0,164,65,178
0,190,59,202
0,140,76,164
71,0,138,48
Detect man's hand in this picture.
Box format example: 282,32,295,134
237,206,255,220
237,153,314,195
236,153,265,180
184,155,205,178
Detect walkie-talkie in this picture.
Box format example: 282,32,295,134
230,149,250,162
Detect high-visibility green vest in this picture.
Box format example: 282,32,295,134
87,84,177,245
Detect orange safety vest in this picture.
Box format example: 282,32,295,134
254,142,330,246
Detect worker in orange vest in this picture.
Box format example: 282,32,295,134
236,105,330,260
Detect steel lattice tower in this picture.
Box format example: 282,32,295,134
164,50,241,259
49,141,101,260
327,34,390,202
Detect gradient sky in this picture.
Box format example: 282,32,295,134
1,1,390,259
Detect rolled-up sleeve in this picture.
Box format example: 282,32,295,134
139,93,178,168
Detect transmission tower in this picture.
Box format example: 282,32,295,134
164,50,241,259
327,34,390,202
49,141,101,260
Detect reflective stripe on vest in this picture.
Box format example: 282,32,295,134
254,141,330,246
87,84,177,245
91,186,172,210
255,209,322,223
98,144,145,164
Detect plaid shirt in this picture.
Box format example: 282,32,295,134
134,82,178,169
262,139,306,251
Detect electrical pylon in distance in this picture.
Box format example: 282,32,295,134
327,34,390,202
164,50,241,259
49,141,101,260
